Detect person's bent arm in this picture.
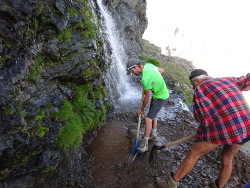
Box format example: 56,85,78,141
138,89,150,115
235,73,250,91
157,67,164,74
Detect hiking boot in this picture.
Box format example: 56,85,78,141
209,181,218,188
137,138,148,153
155,173,179,188
149,132,158,142
209,179,229,188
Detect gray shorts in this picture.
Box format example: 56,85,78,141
146,98,167,120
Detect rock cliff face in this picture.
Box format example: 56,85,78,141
0,0,147,187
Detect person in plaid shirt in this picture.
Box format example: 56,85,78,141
156,69,250,188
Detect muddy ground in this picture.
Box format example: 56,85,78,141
87,96,250,188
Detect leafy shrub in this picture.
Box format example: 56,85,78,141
53,83,102,151
140,56,161,66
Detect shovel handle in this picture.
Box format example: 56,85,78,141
135,89,144,139
163,134,195,148
136,115,141,139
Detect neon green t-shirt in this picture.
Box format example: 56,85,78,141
141,63,169,100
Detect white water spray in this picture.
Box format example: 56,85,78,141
96,0,140,109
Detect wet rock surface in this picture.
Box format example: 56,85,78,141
0,0,147,186
88,95,250,188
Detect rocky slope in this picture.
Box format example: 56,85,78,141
0,0,146,187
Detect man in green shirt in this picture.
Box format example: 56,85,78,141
126,58,169,153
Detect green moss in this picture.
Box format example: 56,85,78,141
78,1,97,39
26,98,35,105
34,18,39,30
53,82,106,151
19,110,26,117
54,98,92,151
81,67,98,79
75,20,85,30
34,110,45,121
29,55,44,81
0,55,10,68
34,1,45,16
140,56,161,66
44,103,53,109
5,42,12,48
47,61,56,66
21,151,36,165
67,8,77,17
4,107,14,115
36,123,49,137
163,60,193,106
58,29,72,42
42,166,54,173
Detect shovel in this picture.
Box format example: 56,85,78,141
149,134,195,163
127,89,144,163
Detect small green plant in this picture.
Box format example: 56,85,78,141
67,8,77,17
5,107,14,115
19,110,26,117
34,110,45,121
58,29,71,41
78,1,97,39
34,18,39,30
26,98,35,105
44,103,53,109
141,56,161,66
29,55,44,81
0,55,10,68
36,123,49,137
21,151,36,165
47,61,56,66
53,83,101,151
42,166,53,173
5,42,12,48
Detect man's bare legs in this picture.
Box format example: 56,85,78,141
172,142,241,187
144,117,152,137
217,144,241,187
152,118,157,129
144,117,157,137
173,142,218,181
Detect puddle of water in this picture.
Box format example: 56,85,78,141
86,121,130,187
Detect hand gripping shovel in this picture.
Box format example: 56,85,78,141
127,90,144,163
149,134,195,163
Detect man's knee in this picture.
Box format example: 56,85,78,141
221,144,241,165
186,145,203,160
188,142,218,158
145,117,152,123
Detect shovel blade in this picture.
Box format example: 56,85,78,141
127,139,142,163
149,145,161,163
127,152,143,163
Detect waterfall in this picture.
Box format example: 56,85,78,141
96,0,141,110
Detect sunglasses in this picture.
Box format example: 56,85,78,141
126,65,136,71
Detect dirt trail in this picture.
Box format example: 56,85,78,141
86,121,129,187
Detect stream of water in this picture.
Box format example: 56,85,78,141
96,0,140,108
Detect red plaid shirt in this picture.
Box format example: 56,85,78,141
193,73,250,145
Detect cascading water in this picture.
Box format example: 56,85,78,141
96,0,141,111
